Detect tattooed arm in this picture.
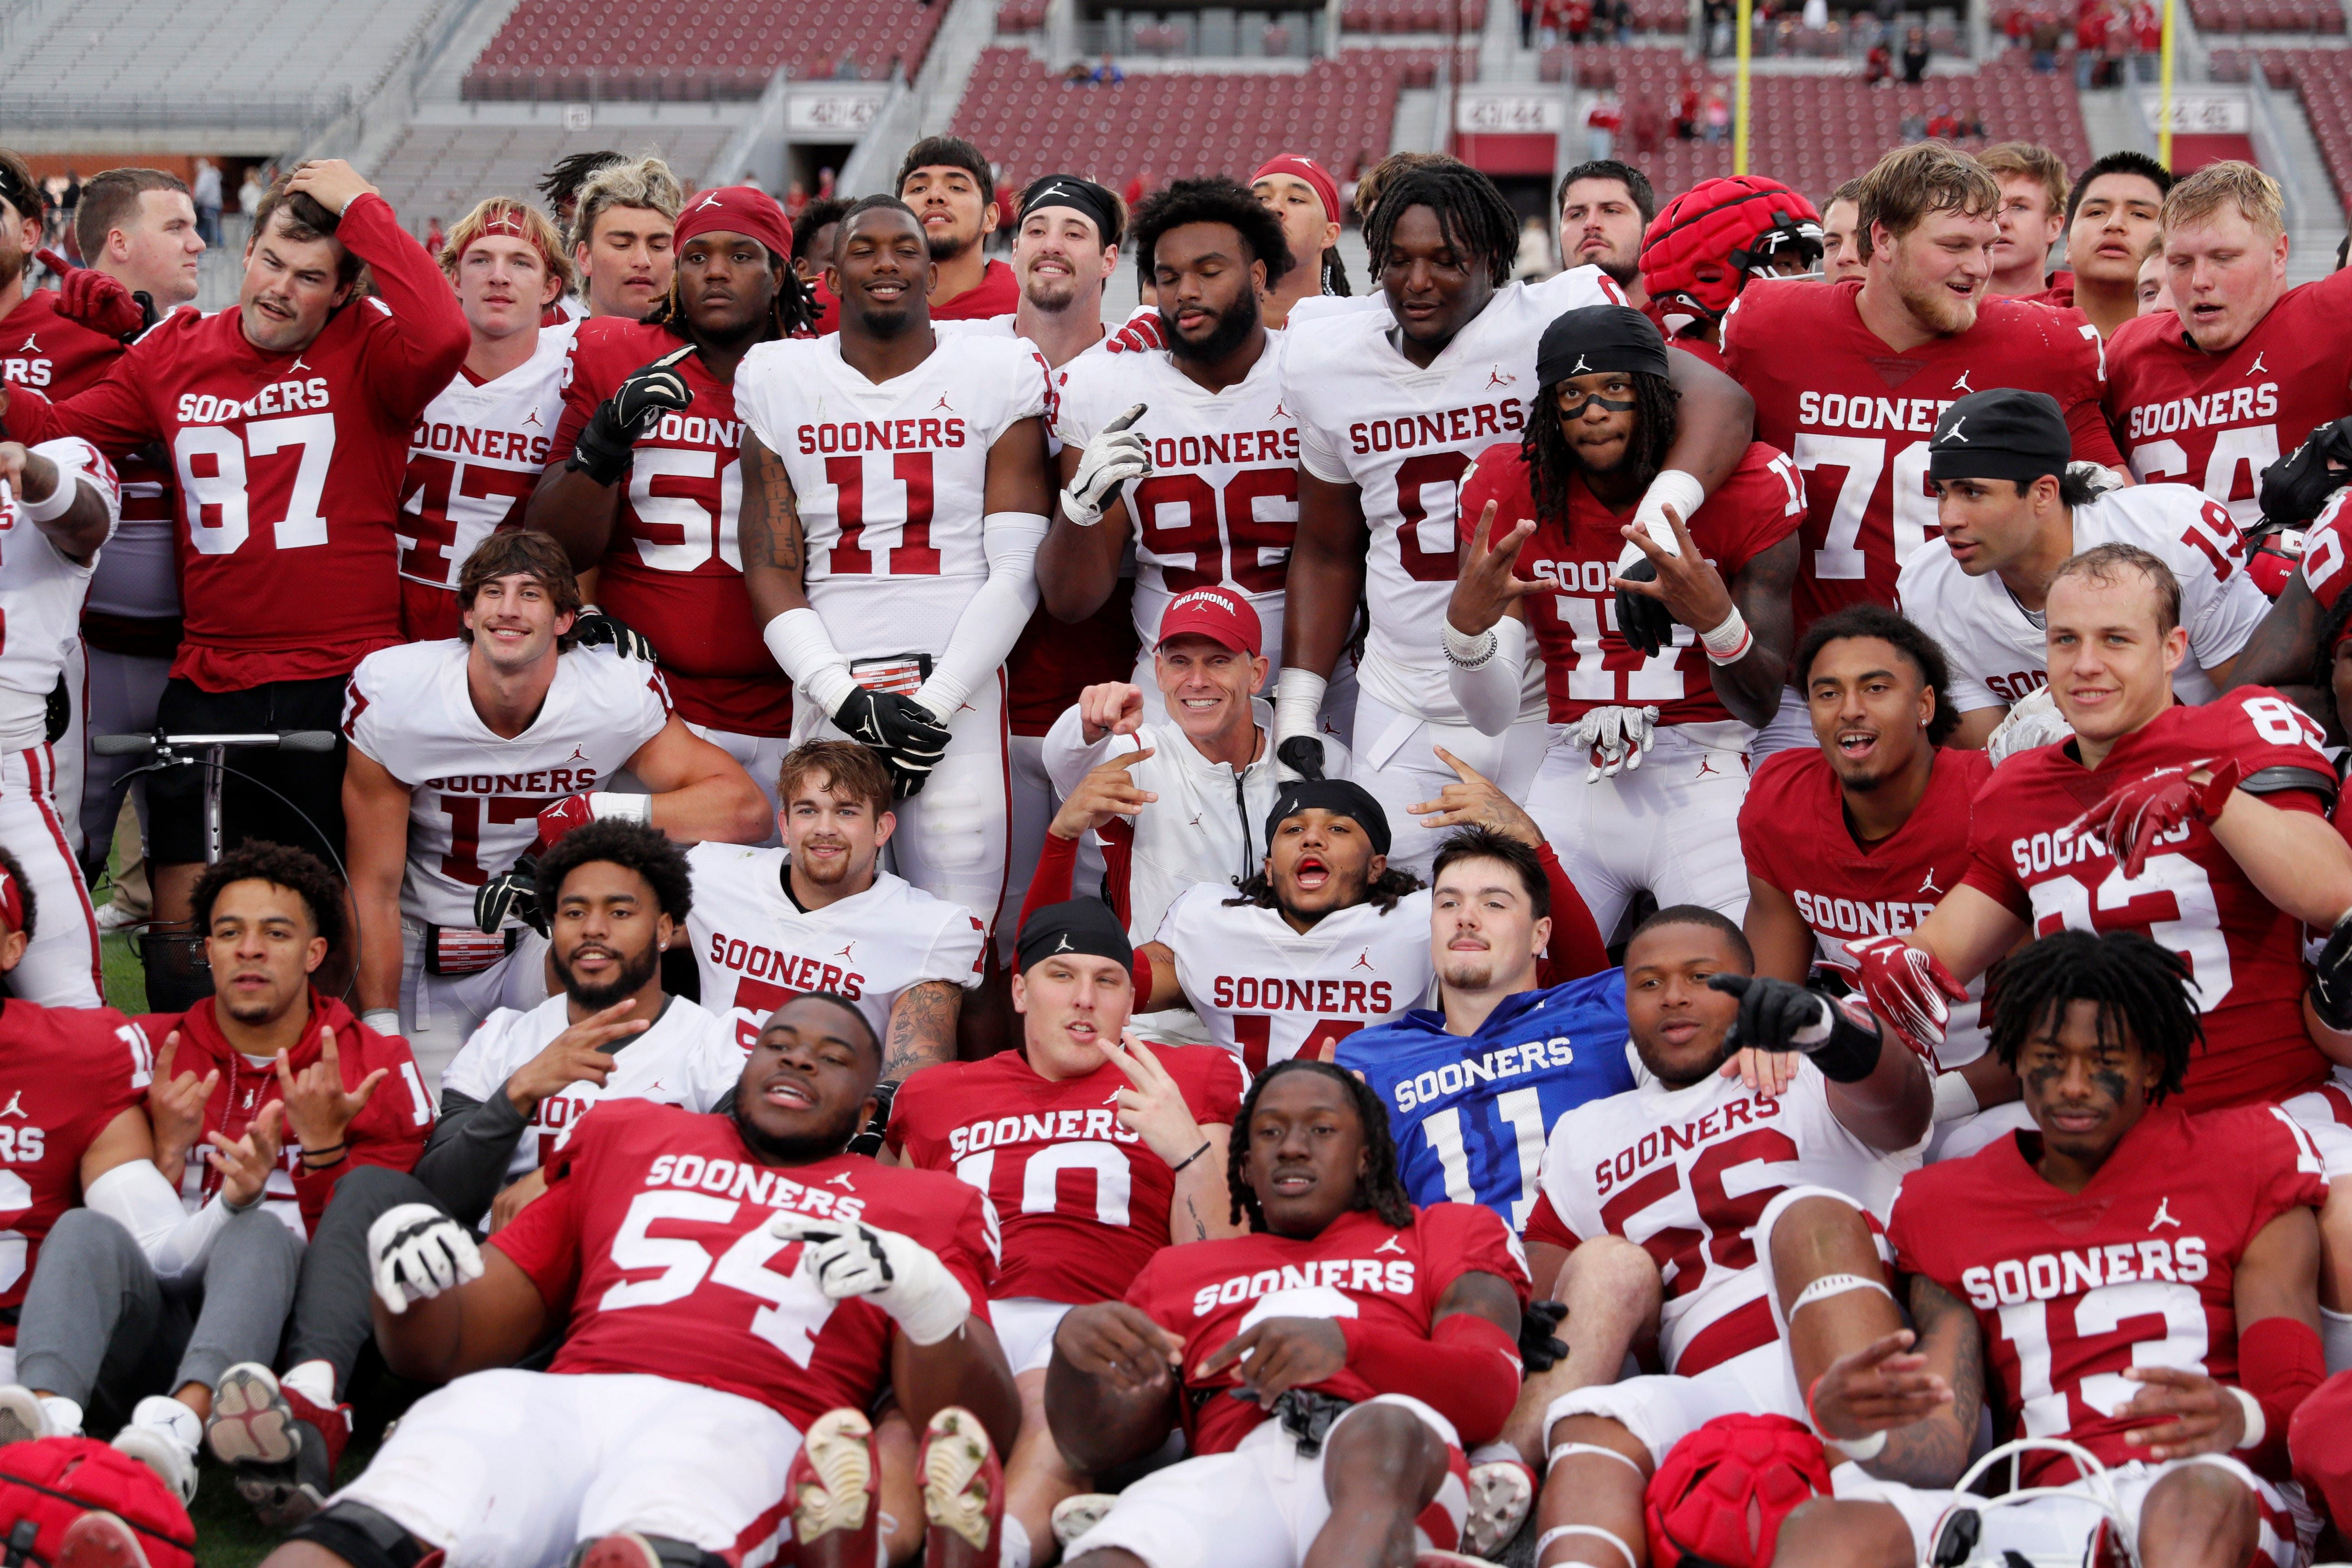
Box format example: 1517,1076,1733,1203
882,980,963,1083
1865,1274,1984,1488
740,430,811,619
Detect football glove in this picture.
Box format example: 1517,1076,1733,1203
2065,460,2126,498
1613,548,1677,659
1708,973,1885,1083
2260,415,2352,529
1519,1299,1570,1374
848,1079,897,1158
1844,935,1966,1069
1568,704,1660,782
572,604,658,662
474,853,546,936
834,688,952,797
770,1211,972,1345
2064,756,2242,881
1985,686,2072,767
38,249,149,342
368,1203,483,1314
2310,910,2352,1031
567,344,696,485
1061,404,1151,526
1104,311,1166,354
1275,735,1327,783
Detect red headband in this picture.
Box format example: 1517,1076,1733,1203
457,203,555,271
673,184,794,263
1252,155,1341,227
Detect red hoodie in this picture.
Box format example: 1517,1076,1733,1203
138,992,433,1234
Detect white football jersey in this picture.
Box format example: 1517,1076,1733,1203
343,641,673,927
0,438,116,748
1056,339,1300,662
733,334,1051,662
1533,1063,1923,1374
1154,883,1432,1072
399,321,574,589
1286,268,1620,724
441,992,739,1183
686,843,988,1053
1895,483,2271,713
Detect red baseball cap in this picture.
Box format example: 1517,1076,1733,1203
1251,155,1342,227
1157,585,1262,657
673,185,794,264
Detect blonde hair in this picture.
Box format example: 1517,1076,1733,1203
569,155,683,253
2162,160,2284,241
1854,142,2000,263
1976,141,2070,218
439,197,575,294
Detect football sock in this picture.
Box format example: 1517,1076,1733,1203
2322,1307,2352,1374
283,1359,338,1410
1000,1515,1032,1568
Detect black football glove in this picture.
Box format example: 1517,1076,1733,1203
44,673,68,746
2260,415,2352,529
1615,557,1675,658
2311,911,2352,1032
1276,735,1326,782
572,604,658,662
474,854,547,936
567,345,696,486
1519,1299,1570,1374
847,1078,898,1157
1707,972,1885,1084
834,689,952,798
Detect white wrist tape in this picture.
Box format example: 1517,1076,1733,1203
2230,1385,2266,1451
1932,1070,1981,1123
1273,665,1327,743
1442,621,1498,668
1632,468,1704,553
1700,605,1753,665
762,608,857,716
1829,1429,1889,1461
587,792,651,826
13,468,78,524
1534,1525,1637,1568
361,1009,404,1039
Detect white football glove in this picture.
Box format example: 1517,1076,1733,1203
2067,460,2127,498
1060,404,1151,527
1569,704,1661,782
769,1210,972,1346
1986,686,2073,767
367,1203,483,1314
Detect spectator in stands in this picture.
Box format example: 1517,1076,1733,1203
1864,40,1892,83
424,216,446,256
1821,176,1867,281
568,155,678,322
899,135,1018,319
237,165,264,221
1521,0,1538,47
1704,87,1731,140
2130,0,2160,76
789,194,850,288
1926,105,1959,139
1900,107,1928,139
190,159,221,247
1586,91,1622,158
1063,60,1093,84
1092,50,1126,84
1902,22,1930,79
1978,140,2069,297
784,180,807,221
1557,158,1656,306
817,165,836,199
1629,96,1664,159
2030,10,2063,69
2056,148,2171,337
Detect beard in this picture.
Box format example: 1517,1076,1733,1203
794,838,855,887
560,938,660,1011
1437,957,1496,991
728,1095,866,1164
1166,291,1259,365
927,223,974,264
0,239,22,294
1895,265,1979,334
1023,267,1085,314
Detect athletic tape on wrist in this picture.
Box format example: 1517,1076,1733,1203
587,792,652,826
361,1009,403,1039
1700,605,1752,664
2229,1385,2266,1451
1442,621,1499,668
1273,666,1327,742
13,464,80,524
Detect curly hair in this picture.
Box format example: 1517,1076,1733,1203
193,840,345,951
0,844,37,940
1988,928,2201,1104
1226,1059,1415,1232
1364,162,1523,289
1130,176,1295,296
1793,602,1961,747
1522,369,1680,522
535,818,693,924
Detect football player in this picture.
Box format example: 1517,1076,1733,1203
1776,930,2330,1568
1557,160,1655,310
344,531,768,1080
1978,142,2069,300
528,184,809,816
567,156,677,322
1448,304,1802,933
1275,161,1757,875
738,195,1054,933
902,136,1017,320
396,198,578,642
1819,179,1864,285
201,820,741,1527
688,740,984,1073
0,160,470,948
1899,388,2269,747
258,993,1018,1568
2106,162,2352,533
1251,154,1348,328
2048,150,2172,337
888,896,1243,1568
1048,1058,1530,1568
1635,175,1824,363
1720,141,2121,758
0,434,115,1004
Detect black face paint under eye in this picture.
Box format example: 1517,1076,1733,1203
1559,393,1639,421
2092,1069,2130,1105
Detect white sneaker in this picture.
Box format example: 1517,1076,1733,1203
1050,1493,1117,1548
110,1396,199,1506
96,904,144,935
0,1385,50,1446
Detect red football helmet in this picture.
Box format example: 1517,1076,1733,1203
1640,176,1825,325
0,1437,196,1568
1644,1413,1833,1568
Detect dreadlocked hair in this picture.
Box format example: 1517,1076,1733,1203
1223,863,1424,916
1363,163,1522,289
641,253,813,341
1987,929,2200,1104
1522,370,1680,522
1320,244,1351,296
1225,1059,1415,1232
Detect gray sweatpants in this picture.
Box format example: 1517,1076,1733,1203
284,1165,442,1397
16,1205,302,1409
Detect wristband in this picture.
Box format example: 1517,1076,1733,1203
13,464,78,524
1932,1070,1981,1123
1700,605,1753,665
361,1009,404,1039
1806,1372,1889,1460
2229,1385,2266,1451
1273,666,1328,745
761,608,858,716
587,791,652,826
1442,621,1498,669
1167,1139,1212,1174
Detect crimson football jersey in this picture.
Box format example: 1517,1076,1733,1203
886,1045,1245,1303
1959,690,2336,1109
489,1098,997,1432
1,195,468,691
1890,1102,2329,1483
0,999,151,1344
1121,1202,1530,1454
548,320,791,736
1720,278,2119,637
0,290,123,398
2290,487,2352,614
2105,268,2352,532
1460,439,1805,726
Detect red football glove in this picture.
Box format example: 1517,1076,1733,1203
531,794,598,855
2066,756,2243,881
1843,935,1967,1069
37,250,146,341
1104,310,1165,354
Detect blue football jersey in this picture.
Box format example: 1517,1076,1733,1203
1336,972,1635,1231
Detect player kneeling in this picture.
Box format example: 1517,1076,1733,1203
1048,1058,1530,1568
1773,930,2331,1568
260,994,1017,1568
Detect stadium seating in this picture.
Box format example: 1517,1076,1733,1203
7,0,450,105
2213,47,2352,210
463,0,949,99
2189,0,2344,33
950,48,1413,190
1339,0,1489,34
367,121,735,227
996,0,1050,30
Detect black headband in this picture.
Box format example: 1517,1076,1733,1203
1017,896,1134,976
1265,779,1392,859
1928,388,2071,486
1020,175,1121,249
1537,304,1671,390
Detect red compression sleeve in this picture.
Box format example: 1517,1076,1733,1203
1016,831,1081,937
2240,1315,2327,1478
1340,1313,1523,1446
1536,841,1611,985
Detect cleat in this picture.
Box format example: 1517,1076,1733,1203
108,1426,194,1510
0,1384,52,1446
573,1535,662,1568
205,1363,349,1528
55,1511,154,1568
1051,1493,1116,1547
788,1408,879,1552
919,1406,1002,1567
1460,1458,1535,1558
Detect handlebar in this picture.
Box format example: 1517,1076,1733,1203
92,730,339,757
